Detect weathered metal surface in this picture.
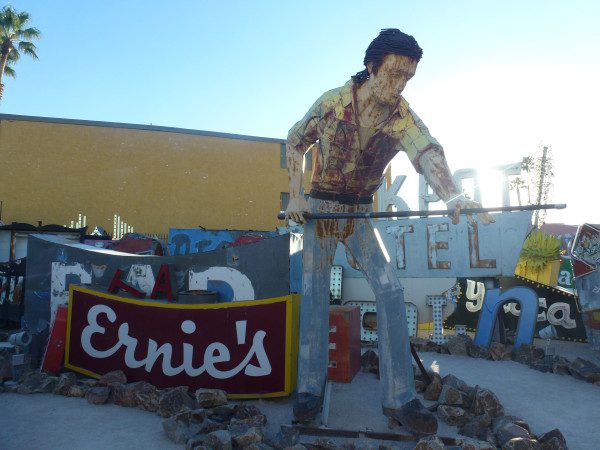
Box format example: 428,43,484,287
334,210,532,278
557,257,575,289
346,300,418,341
443,278,487,332
299,198,415,411
502,276,586,342
276,203,564,220
571,224,600,313
289,232,303,293
572,224,600,267
427,223,450,270
168,228,278,255
573,259,596,278
107,234,165,255
427,295,448,344
575,271,600,312
282,424,461,444
0,258,25,322
445,277,587,342
0,223,84,262
23,233,293,339
65,286,300,397
473,286,539,348
329,265,343,300
41,304,67,374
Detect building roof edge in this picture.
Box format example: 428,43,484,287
0,113,286,144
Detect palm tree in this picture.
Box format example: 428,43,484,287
0,6,40,101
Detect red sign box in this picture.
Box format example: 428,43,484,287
65,286,299,398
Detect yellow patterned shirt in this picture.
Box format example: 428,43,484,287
288,79,443,197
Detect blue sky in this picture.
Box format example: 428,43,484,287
3,1,600,224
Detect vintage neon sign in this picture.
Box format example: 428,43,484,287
65,286,299,397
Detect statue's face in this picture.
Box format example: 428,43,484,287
367,54,418,106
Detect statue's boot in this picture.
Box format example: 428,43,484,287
384,398,438,435
293,392,323,422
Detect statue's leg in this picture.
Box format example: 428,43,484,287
343,218,415,409
344,215,437,434
295,199,337,420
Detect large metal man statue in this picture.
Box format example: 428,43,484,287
284,29,492,434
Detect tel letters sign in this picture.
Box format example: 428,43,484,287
65,286,300,398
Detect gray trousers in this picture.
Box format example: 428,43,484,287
297,198,417,410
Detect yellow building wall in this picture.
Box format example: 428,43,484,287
0,117,309,234
0,116,388,236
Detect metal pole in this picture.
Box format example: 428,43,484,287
534,146,549,229
410,343,432,386
277,203,566,221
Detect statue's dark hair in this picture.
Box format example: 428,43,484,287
352,29,423,85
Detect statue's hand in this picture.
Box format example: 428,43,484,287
446,195,495,225
285,196,311,225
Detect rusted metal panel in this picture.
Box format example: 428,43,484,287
444,277,587,343
327,306,361,383
473,286,539,348
572,224,600,312
168,228,278,255
0,258,26,322
502,276,587,342
334,210,532,278
23,233,293,342
427,223,450,269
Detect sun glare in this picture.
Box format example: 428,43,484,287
477,169,506,208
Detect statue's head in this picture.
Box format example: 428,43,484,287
353,29,423,105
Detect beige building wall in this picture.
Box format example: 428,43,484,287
0,114,387,236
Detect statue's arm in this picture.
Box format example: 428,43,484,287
416,146,462,203
284,98,324,224
403,108,494,224
285,142,311,224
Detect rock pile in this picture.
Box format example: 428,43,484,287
357,352,569,450
411,335,600,387
2,366,571,449
2,369,275,448
414,371,567,449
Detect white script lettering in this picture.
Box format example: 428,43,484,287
80,304,272,379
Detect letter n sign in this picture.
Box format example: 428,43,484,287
473,287,538,348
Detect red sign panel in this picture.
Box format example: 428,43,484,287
65,286,299,398
42,305,68,374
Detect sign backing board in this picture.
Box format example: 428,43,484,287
334,211,532,278
24,233,292,333
445,277,587,342
65,286,299,398
502,276,587,342
572,224,600,267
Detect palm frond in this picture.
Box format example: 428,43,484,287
0,6,17,30
18,26,40,40
0,18,12,36
0,5,39,86
7,48,20,63
17,41,38,59
0,24,8,39
16,11,31,27
3,64,16,78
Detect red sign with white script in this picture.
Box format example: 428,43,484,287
65,286,299,397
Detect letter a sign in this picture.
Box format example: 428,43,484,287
65,286,299,398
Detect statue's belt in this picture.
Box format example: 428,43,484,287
309,189,373,205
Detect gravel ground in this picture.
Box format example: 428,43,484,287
1,342,599,449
